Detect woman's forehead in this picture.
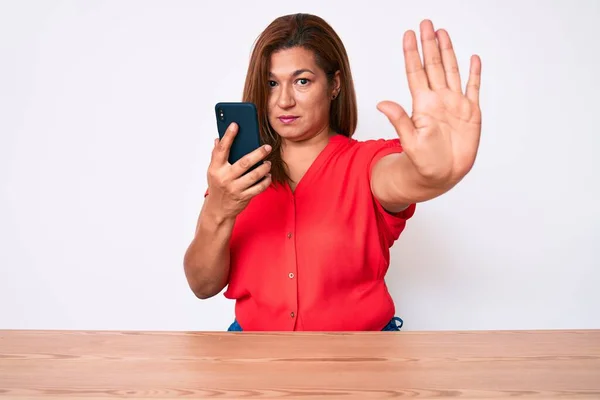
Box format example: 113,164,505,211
269,47,321,77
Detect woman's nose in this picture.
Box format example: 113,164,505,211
277,86,295,109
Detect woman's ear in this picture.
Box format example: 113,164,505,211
331,70,341,99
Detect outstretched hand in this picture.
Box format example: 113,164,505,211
377,19,482,188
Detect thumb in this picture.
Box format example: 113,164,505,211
376,101,415,145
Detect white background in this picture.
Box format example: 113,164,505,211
1,0,598,331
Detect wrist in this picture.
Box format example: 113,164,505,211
201,201,236,230
391,154,453,203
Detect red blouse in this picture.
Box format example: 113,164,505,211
219,134,415,330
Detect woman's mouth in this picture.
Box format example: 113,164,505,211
278,115,299,124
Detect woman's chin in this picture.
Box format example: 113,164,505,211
273,125,306,140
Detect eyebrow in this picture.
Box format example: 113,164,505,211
269,69,316,78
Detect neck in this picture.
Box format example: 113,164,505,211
280,125,336,188
281,126,335,163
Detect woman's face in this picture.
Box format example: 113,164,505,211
267,47,340,142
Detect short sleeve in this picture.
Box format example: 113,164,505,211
365,138,416,246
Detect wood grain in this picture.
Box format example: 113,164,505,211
0,330,599,399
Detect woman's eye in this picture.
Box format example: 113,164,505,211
268,81,277,87
297,78,310,85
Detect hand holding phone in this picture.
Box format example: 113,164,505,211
205,103,273,220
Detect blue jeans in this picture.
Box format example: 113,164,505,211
227,316,403,331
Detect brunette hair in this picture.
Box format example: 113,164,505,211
242,13,358,185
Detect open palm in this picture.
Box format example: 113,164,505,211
378,19,482,187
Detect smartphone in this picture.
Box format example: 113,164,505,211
215,102,263,171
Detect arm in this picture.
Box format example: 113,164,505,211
371,151,455,213
183,122,273,299
183,200,235,299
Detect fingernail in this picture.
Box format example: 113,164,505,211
265,145,272,152
265,161,271,166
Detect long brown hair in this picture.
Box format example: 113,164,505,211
242,13,358,185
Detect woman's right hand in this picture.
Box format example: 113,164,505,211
205,122,273,221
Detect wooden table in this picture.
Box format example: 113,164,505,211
1,330,599,399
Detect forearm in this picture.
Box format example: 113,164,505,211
183,201,235,299
373,152,457,210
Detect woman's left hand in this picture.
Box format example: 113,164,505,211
377,19,482,189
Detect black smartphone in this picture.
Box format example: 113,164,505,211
215,102,263,171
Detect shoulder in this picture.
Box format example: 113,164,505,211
332,135,404,169
334,134,402,153
328,135,415,245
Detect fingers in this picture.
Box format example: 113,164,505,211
436,29,462,93
230,144,272,178
403,30,428,97
466,55,482,105
234,161,272,192
376,101,416,145
420,20,447,91
240,171,272,198
211,122,238,165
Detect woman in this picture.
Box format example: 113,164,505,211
184,13,482,331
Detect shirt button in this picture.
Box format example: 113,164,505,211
288,272,294,279
290,312,295,318
287,232,292,239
